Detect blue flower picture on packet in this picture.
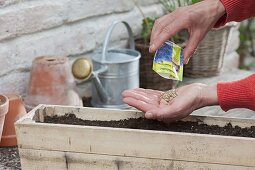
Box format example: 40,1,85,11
152,41,184,81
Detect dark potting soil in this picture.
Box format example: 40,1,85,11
42,114,255,138
0,147,21,170
82,97,93,107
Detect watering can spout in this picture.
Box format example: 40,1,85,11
91,65,109,103
72,58,109,103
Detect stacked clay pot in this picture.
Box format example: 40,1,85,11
25,56,82,110
0,95,9,143
0,94,27,146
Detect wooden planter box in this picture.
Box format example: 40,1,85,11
15,105,255,170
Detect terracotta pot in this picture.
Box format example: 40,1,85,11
0,94,27,147
25,56,82,109
0,95,9,143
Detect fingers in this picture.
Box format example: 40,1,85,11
123,88,161,101
183,31,201,64
133,88,162,98
145,107,167,120
145,110,176,122
149,19,185,53
150,14,175,45
122,89,157,104
123,97,155,112
122,88,162,112
145,101,185,122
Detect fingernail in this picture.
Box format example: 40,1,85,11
149,44,155,52
184,58,189,64
145,112,153,119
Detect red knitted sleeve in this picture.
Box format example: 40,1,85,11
217,74,255,111
215,0,255,27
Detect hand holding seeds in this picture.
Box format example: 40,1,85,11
160,89,178,105
122,83,218,122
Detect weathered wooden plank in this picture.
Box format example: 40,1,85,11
15,105,255,167
16,121,255,167
19,148,254,170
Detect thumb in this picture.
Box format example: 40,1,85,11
146,104,180,121
145,107,169,121
145,111,155,119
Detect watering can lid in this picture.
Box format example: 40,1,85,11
93,48,140,64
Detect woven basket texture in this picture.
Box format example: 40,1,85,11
184,24,234,78
135,41,173,91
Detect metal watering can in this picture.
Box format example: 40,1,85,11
72,21,141,109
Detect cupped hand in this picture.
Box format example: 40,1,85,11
149,0,226,64
122,83,218,122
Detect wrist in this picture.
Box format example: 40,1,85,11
213,0,226,19
199,84,219,107
204,0,226,22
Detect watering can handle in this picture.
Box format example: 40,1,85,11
102,21,135,61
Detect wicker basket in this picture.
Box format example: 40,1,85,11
135,39,173,91
184,23,236,78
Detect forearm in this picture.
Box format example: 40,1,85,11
217,74,255,111
215,0,255,27
200,74,255,111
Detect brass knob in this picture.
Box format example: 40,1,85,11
72,58,92,80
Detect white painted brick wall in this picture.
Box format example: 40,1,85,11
0,0,163,96
66,0,134,23
0,1,65,41
0,0,22,7
0,0,239,97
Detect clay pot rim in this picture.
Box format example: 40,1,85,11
0,95,9,116
4,94,22,101
0,95,8,104
33,56,67,65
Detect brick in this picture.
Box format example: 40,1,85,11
0,22,96,76
66,0,134,23
0,3,163,76
0,1,65,41
0,0,162,41
0,71,29,95
91,4,164,47
0,0,26,7
0,2,163,96
137,0,160,6
0,43,15,76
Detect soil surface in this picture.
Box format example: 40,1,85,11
0,147,21,170
82,97,92,107
43,114,255,138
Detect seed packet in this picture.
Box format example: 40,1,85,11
152,41,184,81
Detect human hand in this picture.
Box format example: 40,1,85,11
149,0,225,64
122,83,218,122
